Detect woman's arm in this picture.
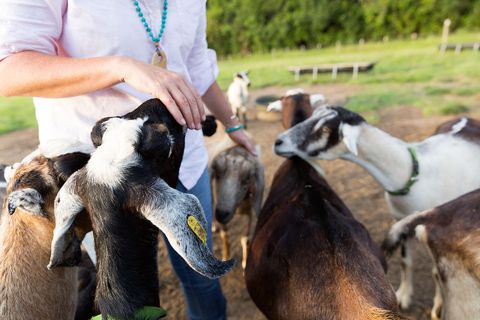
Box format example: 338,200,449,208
202,82,257,155
0,51,204,129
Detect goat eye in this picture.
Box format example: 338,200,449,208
322,127,331,134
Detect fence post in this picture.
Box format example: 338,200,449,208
312,66,318,80
294,67,300,82
352,63,359,79
474,43,479,52
440,19,451,54
455,44,462,54
332,66,338,80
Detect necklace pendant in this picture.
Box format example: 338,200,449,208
151,49,167,68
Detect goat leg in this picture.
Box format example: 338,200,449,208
220,224,230,261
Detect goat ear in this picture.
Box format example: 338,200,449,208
52,152,90,184
266,100,282,112
7,188,44,216
137,179,235,279
48,173,86,269
138,124,173,158
201,115,217,137
341,123,360,156
90,117,111,147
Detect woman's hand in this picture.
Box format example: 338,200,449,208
119,57,205,130
228,129,257,156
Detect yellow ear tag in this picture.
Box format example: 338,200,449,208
187,216,207,246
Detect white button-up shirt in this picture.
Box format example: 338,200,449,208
0,0,217,189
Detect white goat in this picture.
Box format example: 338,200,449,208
227,71,250,126
274,107,480,315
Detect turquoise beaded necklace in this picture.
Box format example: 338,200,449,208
132,0,169,67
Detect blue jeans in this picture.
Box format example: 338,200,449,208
163,168,227,320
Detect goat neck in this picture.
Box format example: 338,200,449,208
342,124,413,193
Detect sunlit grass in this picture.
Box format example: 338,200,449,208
0,97,35,134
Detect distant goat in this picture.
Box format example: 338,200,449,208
48,99,234,319
245,96,401,319
0,144,91,320
210,146,264,269
227,71,250,127
274,107,480,312
266,88,326,116
384,189,480,320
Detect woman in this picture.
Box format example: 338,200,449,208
0,0,255,319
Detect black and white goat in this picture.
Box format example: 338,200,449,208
274,106,480,311
384,188,480,320
48,99,234,319
227,71,250,126
245,98,401,319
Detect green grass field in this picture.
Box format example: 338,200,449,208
0,31,479,135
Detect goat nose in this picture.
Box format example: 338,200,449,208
275,139,283,147
215,209,234,224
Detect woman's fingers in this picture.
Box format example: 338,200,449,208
228,130,258,156
122,60,204,129
184,79,206,122
168,85,195,129
175,81,202,130
154,87,186,126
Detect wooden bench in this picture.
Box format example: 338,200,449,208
438,43,480,53
288,62,376,81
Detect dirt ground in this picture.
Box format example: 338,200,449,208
0,84,476,320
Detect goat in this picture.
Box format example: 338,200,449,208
48,99,234,319
274,106,480,312
383,188,480,320
245,158,401,319
210,146,264,269
266,88,326,116
227,71,250,127
245,95,401,320
0,144,91,320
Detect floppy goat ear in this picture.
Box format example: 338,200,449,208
52,152,90,185
341,123,361,156
48,172,86,269
136,178,235,279
7,188,44,216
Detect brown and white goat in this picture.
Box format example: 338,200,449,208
245,94,402,319
383,189,480,320
275,107,480,311
0,146,91,320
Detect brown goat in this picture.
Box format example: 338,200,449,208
0,149,91,320
280,93,313,129
245,93,401,320
384,188,480,320
210,146,264,269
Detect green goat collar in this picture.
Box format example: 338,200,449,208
387,147,419,196
91,306,167,320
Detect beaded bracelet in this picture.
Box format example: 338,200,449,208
225,124,245,134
